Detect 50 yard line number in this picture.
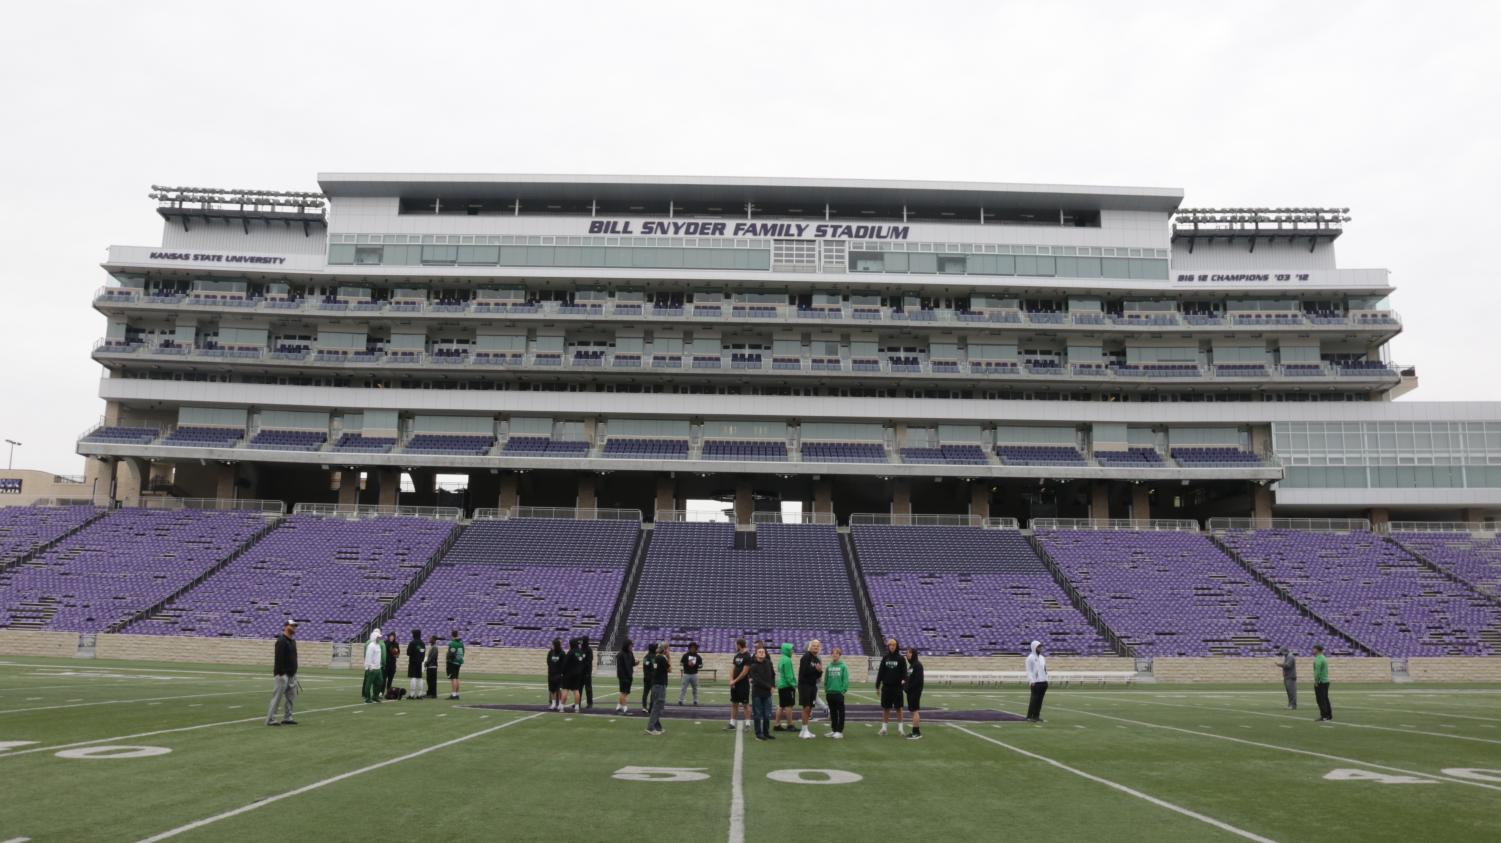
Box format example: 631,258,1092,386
612,766,862,785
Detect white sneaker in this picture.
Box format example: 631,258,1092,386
799,729,814,740
878,725,887,736
830,732,843,739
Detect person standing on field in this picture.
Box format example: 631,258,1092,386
424,634,439,698
678,641,703,705
1276,647,1297,710
1312,644,1333,721
749,644,777,741
798,639,824,740
446,629,465,700
563,637,586,712
266,619,298,725
406,629,425,700
726,638,751,731
615,639,637,714
904,647,925,740
362,628,385,704
383,631,399,697
640,642,658,713
581,635,596,709
546,638,567,711
875,637,907,736
824,645,849,739
774,642,797,732
1025,640,1049,723
645,642,670,736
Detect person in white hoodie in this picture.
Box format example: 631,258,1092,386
362,628,386,703
1025,640,1048,723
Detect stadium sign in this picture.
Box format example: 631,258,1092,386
147,251,289,265
1176,273,1311,283
0,478,20,494
588,219,911,240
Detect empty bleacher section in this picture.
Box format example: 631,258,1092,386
1170,447,1263,466
701,440,789,461
386,516,639,647
1216,526,1501,656
126,514,457,642
332,433,397,453
1034,526,1353,656
801,442,887,463
501,436,590,457
1392,528,1501,597
0,509,268,631
602,438,689,459
161,426,244,447
81,426,158,445
0,505,102,563
897,445,989,465
403,434,496,455
249,430,327,451
996,445,1086,466
852,522,1114,656
628,520,864,653
1093,447,1165,467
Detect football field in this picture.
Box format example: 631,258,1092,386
1,656,1498,842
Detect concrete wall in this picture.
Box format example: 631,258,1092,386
1152,657,1395,684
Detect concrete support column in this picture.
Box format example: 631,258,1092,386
498,473,519,512
214,464,237,501
654,474,676,517
84,458,111,505
116,458,146,507
1089,481,1109,523
1130,484,1150,521
892,480,912,518
1367,508,1391,529
813,478,833,517
969,482,990,521
377,469,399,508
1462,508,1493,525
336,470,359,506
576,475,598,511
734,480,753,526
1252,484,1274,522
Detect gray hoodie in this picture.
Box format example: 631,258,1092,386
1278,650,1297,680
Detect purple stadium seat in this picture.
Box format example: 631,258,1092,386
249,430,327,451
801,442,887,463
1393,530,1501,596
161,427,244,448
996,445,1086,466
0,506,101,563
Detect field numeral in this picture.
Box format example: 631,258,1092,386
612,766,710,782
1440,768,1501,783
0,741,40,752
1323,768,1436,785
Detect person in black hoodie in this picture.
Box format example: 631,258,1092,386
904,647,925,740
266,619,298,726
424,634,439,698
580,635,595,709
405,630,425,700
562,638,585,712
615,639,637,714
677,641,703,705
797,640,824,740
546,638,567,711
640,642,658,713
748,644,777,741
383,631,400,698
875,637,907,736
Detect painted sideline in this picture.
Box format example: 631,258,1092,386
728,723,745,843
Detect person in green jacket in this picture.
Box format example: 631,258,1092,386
1312,644,1332,721
446,629,465,701
824,645,850,739
775,642,797,732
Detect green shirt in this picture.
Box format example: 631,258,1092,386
1312,653,1329,684
448,638,465,666
824,660,849,695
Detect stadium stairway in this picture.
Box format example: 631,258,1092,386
1205,532,1380,656
1025,533,1135,657
601,524,653,650
355,521,468,644
838,527,884,654
108,514,286,633
0,508,110,575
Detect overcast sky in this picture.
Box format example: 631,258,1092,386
1,0,1497,476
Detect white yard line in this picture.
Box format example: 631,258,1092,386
134,712,544,842
1338,703,1501,724
728,723,745,843
1030,703,1501,793
0,689,249,715
0,703,370,759
1060,692,1501,747
0,662,328,681
951,724,1280,842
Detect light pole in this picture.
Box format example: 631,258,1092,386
3,440,18,471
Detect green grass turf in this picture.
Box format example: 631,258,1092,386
1,656,1499,842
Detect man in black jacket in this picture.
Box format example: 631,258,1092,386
875,637,907,737
266,619,298,726
580,635,596,709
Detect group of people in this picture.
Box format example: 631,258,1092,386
545,635,597,711
1275,643,1334,721
360,627,465,703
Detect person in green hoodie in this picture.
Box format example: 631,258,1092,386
1312,644,1333,721
824,645,849,739
775,642,797,732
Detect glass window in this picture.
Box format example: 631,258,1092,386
420,245,458,265
327,244,355,265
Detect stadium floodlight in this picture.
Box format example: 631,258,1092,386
4,439,19,470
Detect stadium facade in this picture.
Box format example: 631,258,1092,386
65,174,1501,525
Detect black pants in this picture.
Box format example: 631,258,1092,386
383,668,395,694
642,682,651,710
1315,682,1332,720
1027,682,1049,720
827,692,846,733
425,666,437,697
584,672,594,707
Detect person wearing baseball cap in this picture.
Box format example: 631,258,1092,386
266,619,298,725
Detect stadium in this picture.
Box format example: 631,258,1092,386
2,174,1500,841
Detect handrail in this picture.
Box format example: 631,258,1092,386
848,513,980,527
291,502,462,520
470,508,512,521
751,511,836,525
509,506,642,522
654,509,732,523
1384,521,1494,535
139,497,285,515
1030,518,1200,531
1206,517,1370,533
981,517,1022,530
